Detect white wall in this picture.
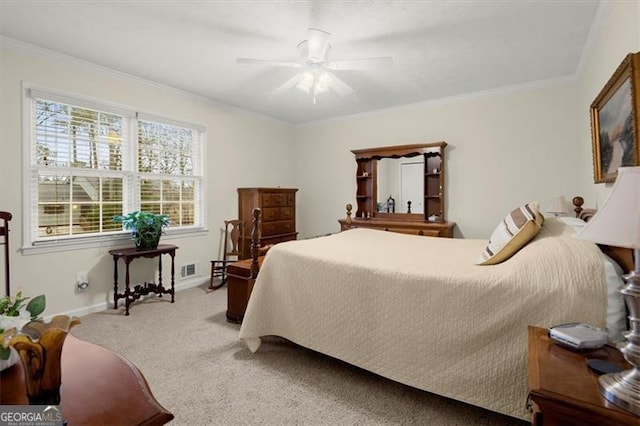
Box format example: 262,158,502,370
576,1,640,207
294,80,581,239
1,1,636,316
294,1,638,240
0,42,296,316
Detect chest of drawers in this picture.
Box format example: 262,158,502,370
238,188,298,258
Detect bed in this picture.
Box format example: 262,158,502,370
238,201,629,420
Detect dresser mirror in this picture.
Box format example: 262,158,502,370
377,156,425,215
340,142,453,237
351,142,447,223
338,142,455,238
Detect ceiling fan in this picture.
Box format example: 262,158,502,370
236,28,393,104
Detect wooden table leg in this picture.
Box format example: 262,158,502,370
170,251,175,303
113,257,119,310
124,259,132,316
157,255,163,298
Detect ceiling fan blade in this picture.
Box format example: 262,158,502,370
307,28,331,62
325,72,354,97
325,57,393,70
236,58,303,68
272,73,302,95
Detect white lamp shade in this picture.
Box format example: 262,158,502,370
577,167,640,249
545,195,568,215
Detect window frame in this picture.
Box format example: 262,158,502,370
21,83,207,255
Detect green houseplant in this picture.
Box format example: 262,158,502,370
1,292,46,361
113,211,170,249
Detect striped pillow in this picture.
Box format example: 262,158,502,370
477,202,544,265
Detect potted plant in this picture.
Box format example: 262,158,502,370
113,211,170,249
1,292,46,369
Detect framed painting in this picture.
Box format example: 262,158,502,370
590,52,640,183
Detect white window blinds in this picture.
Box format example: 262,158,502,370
137,117,203,227
26,88,205,246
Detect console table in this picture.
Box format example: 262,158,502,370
109,244,178,316
1,334,174,425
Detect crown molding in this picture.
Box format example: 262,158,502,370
1,36,291,127
297,74,576,128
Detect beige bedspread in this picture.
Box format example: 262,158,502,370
239,218,607,419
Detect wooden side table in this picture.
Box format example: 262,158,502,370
527,325,639,426
1,334,173,425
109,244,178,315
226,256,264,323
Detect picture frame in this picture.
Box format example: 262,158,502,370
590,52,640,183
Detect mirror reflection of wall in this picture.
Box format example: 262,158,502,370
377,158,397,212
377,156,424,214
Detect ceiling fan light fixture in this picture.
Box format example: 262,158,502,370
238,28,390,102
296,71,314,93
315,73,331,93
296,70,331,97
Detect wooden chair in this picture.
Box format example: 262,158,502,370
0,211,11,297
209,220,245,290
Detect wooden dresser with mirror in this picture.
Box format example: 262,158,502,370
338,142,455,237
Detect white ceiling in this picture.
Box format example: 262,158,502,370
1,1,601,125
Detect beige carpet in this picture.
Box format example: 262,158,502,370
72,285,528,426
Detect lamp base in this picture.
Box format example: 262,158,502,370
598,258,640,416
599,368,640,416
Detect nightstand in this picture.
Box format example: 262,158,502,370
226,256,264,323
527,325,639,426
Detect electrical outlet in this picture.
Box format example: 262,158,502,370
76,271,89,290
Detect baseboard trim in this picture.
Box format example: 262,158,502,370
51,277,209,319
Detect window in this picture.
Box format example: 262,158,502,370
137,119,197,227
26,87,205,249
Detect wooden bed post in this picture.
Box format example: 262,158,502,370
345,204,353,228
572,196,584,217
250,208,261,280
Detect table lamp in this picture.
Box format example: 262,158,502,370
577,166,640,416
545,195,569,217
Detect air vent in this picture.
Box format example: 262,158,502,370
180,262,198,278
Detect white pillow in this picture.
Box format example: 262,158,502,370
602,254,627,342
477,202,544,265
555,217,626,341
557,216,586,232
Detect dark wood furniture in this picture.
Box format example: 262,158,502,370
227,256,264,323
237,187,297,258
527,325,639,426
109,244,178,316
1,334,173,425
339,204,455,237
226,208,267,323
338,143,455,237
0,211,11,296
209,219,246,290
